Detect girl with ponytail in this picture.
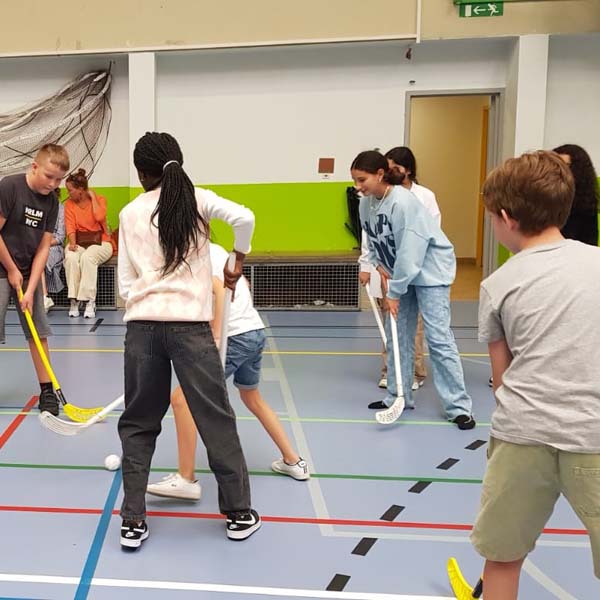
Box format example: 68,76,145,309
351,150,475,430
117,132,260,550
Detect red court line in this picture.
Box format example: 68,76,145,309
0,505,588,536
0,396,37,451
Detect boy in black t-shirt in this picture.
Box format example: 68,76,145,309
0,144,70,415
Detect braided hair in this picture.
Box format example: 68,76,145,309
133,132,209,276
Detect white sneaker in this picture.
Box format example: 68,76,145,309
375,395,405,425
43,296,54,313
84,300,96,319
378,376,387,389
146,472,201,500
412,379,425,391
69,299,80,318
271,458,310,480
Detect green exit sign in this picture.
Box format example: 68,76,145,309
459,2,504,17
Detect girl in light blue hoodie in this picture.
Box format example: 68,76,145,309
351,150,475,430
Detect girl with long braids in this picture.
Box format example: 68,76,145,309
117,132,260,549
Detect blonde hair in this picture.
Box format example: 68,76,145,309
483,151,575,234
35,144,70,172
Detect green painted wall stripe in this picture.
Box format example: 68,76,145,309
87,182,357,253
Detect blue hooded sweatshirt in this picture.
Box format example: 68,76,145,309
359,185,456,299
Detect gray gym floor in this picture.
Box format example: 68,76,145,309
0,304,595,599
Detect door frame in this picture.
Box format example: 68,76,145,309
404,88,504,278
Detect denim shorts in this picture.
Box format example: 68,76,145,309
224,328,266,389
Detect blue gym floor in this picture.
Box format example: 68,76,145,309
0,304,596,599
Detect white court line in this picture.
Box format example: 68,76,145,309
0,574,451,599
460,357,490,367
262,315,335,536
523,559,580,600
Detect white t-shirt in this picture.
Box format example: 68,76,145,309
209,243,264,337
409,183,441,227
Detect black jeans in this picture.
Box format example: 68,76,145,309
118,321,251,520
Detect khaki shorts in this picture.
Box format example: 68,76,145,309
471,437,600,578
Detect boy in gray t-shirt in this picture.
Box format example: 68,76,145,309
470,151,600,598
0,144,69,416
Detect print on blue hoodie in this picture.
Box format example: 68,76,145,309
359,186,456,299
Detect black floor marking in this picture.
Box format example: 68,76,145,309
380,505,405,521
89,318,104,333
465,440,487,451
326,574,351,591
409,481,431,494
352,537,378,556
436,458,460,470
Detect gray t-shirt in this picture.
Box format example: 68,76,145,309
479,239,600,453
0,174,58,278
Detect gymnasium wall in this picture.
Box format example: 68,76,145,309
545,34,600,164
0,0,597,56
1,35,599,256
155,39,510,252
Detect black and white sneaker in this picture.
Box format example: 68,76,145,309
226,509,261,541
38,389,59,416
120,520,149,549
453,415,476,430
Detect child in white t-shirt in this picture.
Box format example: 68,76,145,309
147,242,309,501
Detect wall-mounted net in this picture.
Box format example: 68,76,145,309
0,70,112,177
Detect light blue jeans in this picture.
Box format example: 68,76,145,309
384,285,472,420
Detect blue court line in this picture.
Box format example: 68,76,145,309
73,470,122,600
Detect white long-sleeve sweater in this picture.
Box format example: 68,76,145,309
118,187,254,323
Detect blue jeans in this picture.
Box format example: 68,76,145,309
384,285,472,420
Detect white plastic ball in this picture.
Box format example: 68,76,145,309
104,454,121,471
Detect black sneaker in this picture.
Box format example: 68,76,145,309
453,415,476,430
226,509,261,540
38,389,59,416
120,520,149,549
488,376,493,388
368,401,387,410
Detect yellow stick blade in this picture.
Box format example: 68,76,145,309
64,404,105,423
447,557,475,600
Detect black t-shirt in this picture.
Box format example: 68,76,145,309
0,174,59,278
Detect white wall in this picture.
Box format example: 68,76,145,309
545,33,600,166
156,38,511,184
0,54,129,186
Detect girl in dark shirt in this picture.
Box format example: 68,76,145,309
553,144,599,246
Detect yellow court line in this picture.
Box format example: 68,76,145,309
0,347,489,357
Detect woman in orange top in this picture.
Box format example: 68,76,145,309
64,169,113,318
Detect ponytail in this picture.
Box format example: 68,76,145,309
350,150,405,186
133,132,209,276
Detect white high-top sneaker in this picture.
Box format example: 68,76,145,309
69,299,80,318
83,300,96,319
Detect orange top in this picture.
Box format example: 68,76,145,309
64,192,110,243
